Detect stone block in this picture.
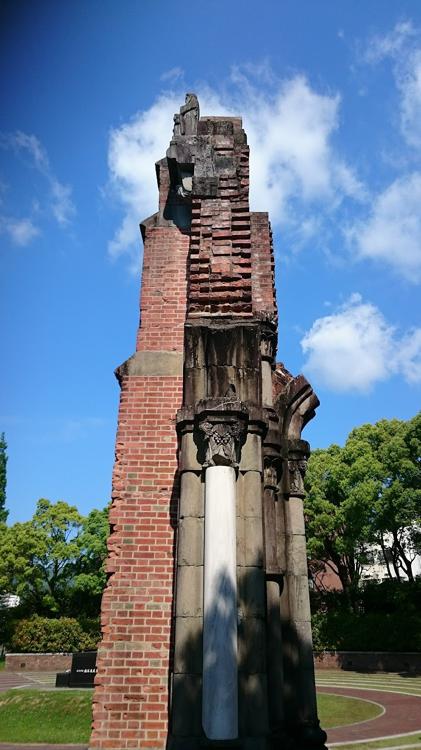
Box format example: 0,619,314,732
240,433,262,472
178,517,204,566
239,673,269,736
179,433,202,472
238,568,265,618
171,674,203,736
118,349,183,377
285,574,312,623
285,533,309,576
176,566,203,617
238,617,266,673
180,471,204,518
261,360,273,406
242,740,267,750
238,471,262,518
174,616,203,674
284,497,305,535
168,738,201,750
183,367,207,404
236,516,264,567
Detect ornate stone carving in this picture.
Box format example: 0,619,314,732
173,113,181,137
179,93,200,136
264,455,282,491
287,457,307,497
199,420,245,468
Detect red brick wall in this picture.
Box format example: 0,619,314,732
5,653,72,672
314,651,421,672
250,212,277,317
136,226,189,353
91,225,189,750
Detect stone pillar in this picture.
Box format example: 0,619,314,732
171,428,204,742
202,464,238,739
263,454,285,738
260,325,276,409
198,407,248,740
281,439,326,749
237,422,269,741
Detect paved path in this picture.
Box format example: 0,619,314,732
318,685,421,744
0,672,56,693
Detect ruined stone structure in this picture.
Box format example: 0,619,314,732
91,95,326,750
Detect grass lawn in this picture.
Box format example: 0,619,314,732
317,692,383,728
0,687,385,744
0,689,93,743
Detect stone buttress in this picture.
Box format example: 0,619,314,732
91,94,326,750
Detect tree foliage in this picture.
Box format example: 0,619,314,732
0,433,8,525
0,499,108,619
305,412,421,595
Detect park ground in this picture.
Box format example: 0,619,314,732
0,669,420,750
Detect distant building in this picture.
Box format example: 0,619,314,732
360,531,421,583
310,529,421,591
0,593,20,608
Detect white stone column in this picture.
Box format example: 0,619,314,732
202,464,238,740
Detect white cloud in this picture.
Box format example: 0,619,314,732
50,179,75,226
397,328,421,383
107,92,181,260
106,70,364,263
347,172,421,282
0,131,75,226
0,216,40,246
301,294,421,392
364,21,421,149
364,21,416,63
399,49,421,148
160,67,184,83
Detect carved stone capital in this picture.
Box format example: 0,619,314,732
199,420,244,468
263,455,283,491
195,399,248,469
287,457,308,498
280,438,310,498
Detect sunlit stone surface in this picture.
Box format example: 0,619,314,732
202,465,238,740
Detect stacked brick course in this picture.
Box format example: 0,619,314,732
91,219,188,748
188,119,253,317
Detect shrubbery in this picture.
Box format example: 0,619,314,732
312,610,421,652
311,580,421,652
10,616,100,653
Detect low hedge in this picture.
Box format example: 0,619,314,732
312,610,421,652
10,616,99,653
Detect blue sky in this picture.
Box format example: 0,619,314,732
1,0,420,523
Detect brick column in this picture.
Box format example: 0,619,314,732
91,223,189,750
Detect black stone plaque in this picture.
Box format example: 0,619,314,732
55,650,97,688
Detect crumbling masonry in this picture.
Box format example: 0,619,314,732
91,95,327,750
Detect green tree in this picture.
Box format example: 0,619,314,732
304,443,373,597
364,412,421,580
70,506,109,618
0,433,8,524
305,411,421,594
0,499,108,618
